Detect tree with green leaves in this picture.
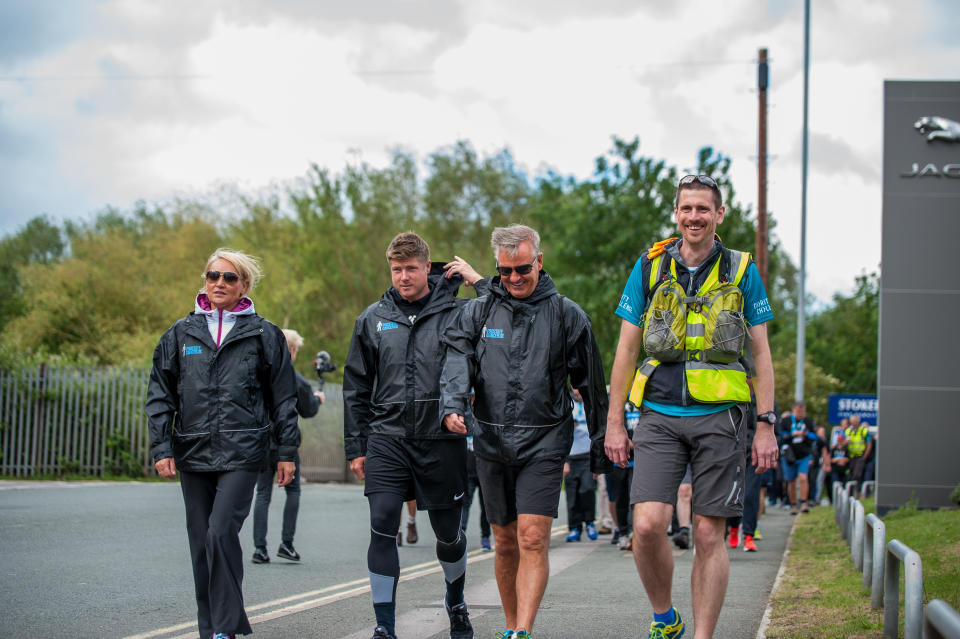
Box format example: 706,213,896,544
806,272,879,395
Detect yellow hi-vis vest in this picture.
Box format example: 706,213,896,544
845,425,869,457
629,247,752,406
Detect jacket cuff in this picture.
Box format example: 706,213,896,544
151,442,173,462
590,440,613,474
276,444,298,462
345,438,367,460
473,278,492,296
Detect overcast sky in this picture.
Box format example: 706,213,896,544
1,0,958,302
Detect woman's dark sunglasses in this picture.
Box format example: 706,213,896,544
205,270,240,284
495,258,537,277
679,174,719,189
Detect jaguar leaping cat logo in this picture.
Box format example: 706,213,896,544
914,116,960,143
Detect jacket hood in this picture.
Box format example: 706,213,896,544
380,262,463,316
490,270,558,304
195,293,256,316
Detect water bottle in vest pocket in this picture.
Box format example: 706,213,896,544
700,282,747,364
642,282,686,362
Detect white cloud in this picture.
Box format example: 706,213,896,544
1,0,957,306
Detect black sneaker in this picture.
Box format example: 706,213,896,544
251,547,270,564
610,528,621,545
370,626,396,639
446,601,474,639
672,526,690,550
277,542,300,561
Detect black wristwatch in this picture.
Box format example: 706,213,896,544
757,411,778,425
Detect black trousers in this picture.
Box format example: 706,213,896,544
253,451,301,548
180,469,258,639
565,456,596,530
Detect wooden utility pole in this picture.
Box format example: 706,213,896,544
756,48,769,286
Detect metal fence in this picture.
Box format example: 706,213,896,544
0,364,349,481
832,482,960,639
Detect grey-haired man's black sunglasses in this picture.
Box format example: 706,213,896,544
495,258,538,277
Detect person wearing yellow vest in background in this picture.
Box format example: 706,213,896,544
844,415,873,497
605,174,779,639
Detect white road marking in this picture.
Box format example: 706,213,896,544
124,528,575,639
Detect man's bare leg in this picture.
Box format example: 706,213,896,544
491,522,519,629
676,483,692,529
514,514,553,632
690,514,729,639
632,501,675,613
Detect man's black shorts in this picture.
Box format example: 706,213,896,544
476,455,564,526
363,435,467,510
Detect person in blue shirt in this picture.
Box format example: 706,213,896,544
604,175,779,639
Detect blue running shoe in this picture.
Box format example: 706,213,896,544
495,631,515,639
647,607,684,638
565,528,581,542
585,522,598,540
515,631,532,639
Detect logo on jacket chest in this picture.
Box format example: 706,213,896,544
377,321,399,332
485,327,505,339
182,344,203,356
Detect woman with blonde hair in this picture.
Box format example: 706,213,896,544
146,248,299,639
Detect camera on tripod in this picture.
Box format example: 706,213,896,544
313,351,337,391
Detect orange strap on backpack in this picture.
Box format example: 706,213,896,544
646,237,677,260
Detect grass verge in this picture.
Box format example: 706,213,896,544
765,500,960,639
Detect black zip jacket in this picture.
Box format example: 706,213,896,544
146,312,300,471
294,370,321,419
343,265,481,460
440,272,611,472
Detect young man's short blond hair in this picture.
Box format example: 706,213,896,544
386,232,430,263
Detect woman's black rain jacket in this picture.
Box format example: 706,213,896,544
145,312,300,472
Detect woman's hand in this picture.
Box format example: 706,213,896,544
277,461,297,487
155,457,177,478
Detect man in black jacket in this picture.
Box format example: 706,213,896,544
344,232,482,639
440,224,608,639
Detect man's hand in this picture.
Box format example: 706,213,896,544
752,424,779,473
563,461,571,477
277,461,296,487
443,256,483,286
604,419,633,468
349,456,366,480
443,413,467,434
155,457,176,478
314,390,325,404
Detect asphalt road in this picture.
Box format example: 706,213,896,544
0,480,796,638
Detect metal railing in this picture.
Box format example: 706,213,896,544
831,488,960,639
0,365,349,481
850,499,865,570
885,539,924,639
924,599,960,639
864,513,886,609
837,480,858,538
0,365,151,477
